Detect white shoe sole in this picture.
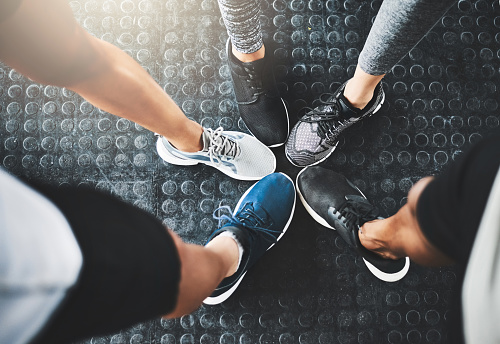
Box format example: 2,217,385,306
363,257,410,282
156,137,198,166
156,135,276,181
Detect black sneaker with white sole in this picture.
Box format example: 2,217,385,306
286,81,385,167
203,172,296,305
227,39,289,147
296,166,410,282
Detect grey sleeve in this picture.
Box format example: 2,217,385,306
358,0,457,75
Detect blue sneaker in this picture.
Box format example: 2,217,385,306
203,172,296,305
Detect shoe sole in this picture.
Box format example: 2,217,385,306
156,136,276,181
363,257,410,282
156,137,199,166
286,90,385,167
203,172,296,305
296,167,409,282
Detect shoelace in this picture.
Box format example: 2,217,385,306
242,65,265,97
205,127,240,165
207,204,281,243
299,93,347,142
330,195,379,232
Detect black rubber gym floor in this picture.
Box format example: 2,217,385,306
1,0,499,343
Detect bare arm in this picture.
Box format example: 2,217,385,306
0,0,202,152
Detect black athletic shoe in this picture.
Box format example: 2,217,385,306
227,39,289,147
286,81,385,167
203,172,296,304
296,166,410,282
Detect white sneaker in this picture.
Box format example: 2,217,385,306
156,127,276,181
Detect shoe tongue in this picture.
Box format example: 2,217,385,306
201,130,211,152
241,58,265,73
344,195,379,221
337,93,361,120
201,129,238,157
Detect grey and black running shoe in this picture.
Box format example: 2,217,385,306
227,39,289,147
297,166,410,282
286,81,384,167
156,127,276,181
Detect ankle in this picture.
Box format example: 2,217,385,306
169,121,203,153
206,235,240,277
343,65,385,110
232,45,265,63
216,231,244,276
343,79,376,110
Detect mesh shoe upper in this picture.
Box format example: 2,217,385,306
156,127,276,181
297,166,409,282
286,81,385,167
227,39,289,147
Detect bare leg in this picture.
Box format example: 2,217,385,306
165,231,239,318
359,177,454,266
343,65,385,110
0,0,202,152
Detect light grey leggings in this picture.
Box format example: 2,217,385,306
217,0,456,75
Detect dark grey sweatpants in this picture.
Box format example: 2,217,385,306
217,0,456,75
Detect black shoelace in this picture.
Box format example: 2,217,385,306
242,65,265,97
299,93,348,142
329,195,379,232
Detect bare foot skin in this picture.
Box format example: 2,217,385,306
358,177,455,267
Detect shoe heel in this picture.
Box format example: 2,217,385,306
156,137,199,166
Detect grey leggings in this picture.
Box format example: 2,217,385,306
217,0,456,75
218,0,263,54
